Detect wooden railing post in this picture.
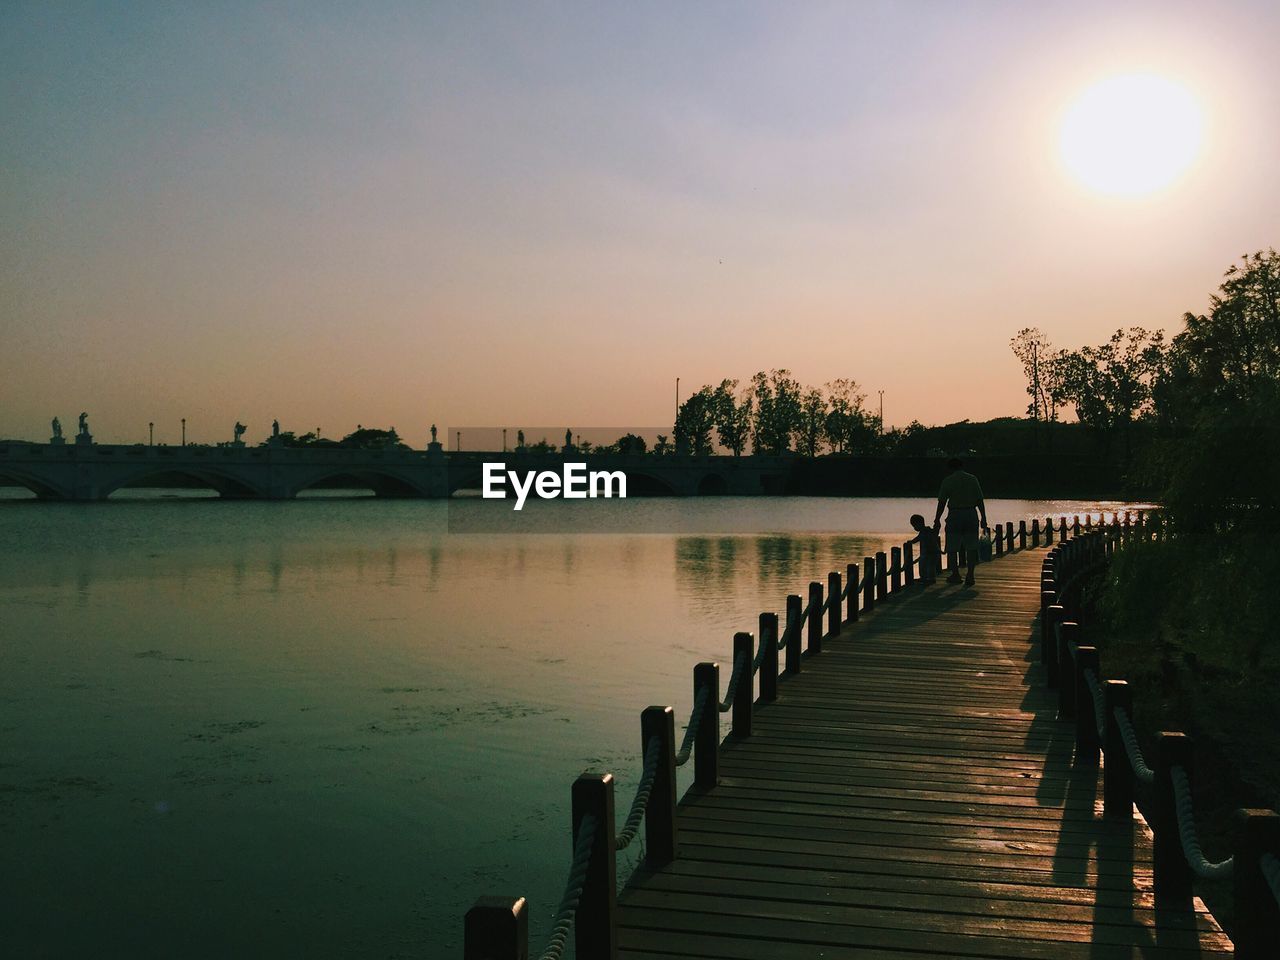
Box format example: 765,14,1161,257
862,557,875,612
1152,732,1195,904
1031,517,1041,547
1039,584,1055,649
846,563,859,622
1045,517,1055,545
1057,621,1079,719
1072,515,1081,536
1005,521,1013,552
693,662,719,789
890,547,902,592
1231,808,1280,960
1074,645,1100,764
1043,602,1063,685
1019,520,1028,549
464,896,528,960
827,572,841,636
732,632,753,738
573,773,617,960
904,541,916,585
994,527,1004,557
1103,680,1133,821
759,612,778,703
640,706,677,867
807,582,823,654
785,595,802,675
875,552,887,601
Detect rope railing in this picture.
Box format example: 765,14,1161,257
673,685,709,767
719,647,747,712
1169,766,1236,881
536,813,598,960
1113,705,1156,785
463,515,1072,959
1037,516,1280,956
614,736,662,852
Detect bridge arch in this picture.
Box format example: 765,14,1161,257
101,467,267,500
624,472,679,497
289,469,430,499
695,472,729,496
0,468,69,500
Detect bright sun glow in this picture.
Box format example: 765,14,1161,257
1059,74,1205,197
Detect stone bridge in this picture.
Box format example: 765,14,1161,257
0,442,793,501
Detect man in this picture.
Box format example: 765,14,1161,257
933,458,987,586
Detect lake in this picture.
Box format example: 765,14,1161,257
0,494,1145,957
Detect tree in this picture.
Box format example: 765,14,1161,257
712,379,752,456
1174,249,1280,407
750,369,802,455
795,387,828,457
1056,328,1165,458
823,379,874,454
339,426,408,449
1010,328,1065,449
611,433,648,455
674,385,716,455
654,434,670,455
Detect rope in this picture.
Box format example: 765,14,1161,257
1083,668,1106,740
673,685,709,767
537,813,598,960
719,647,746,712
1113,707,1156,785
752,632,767,672
614,735,661,851
1262,853,1280,908
777,618,793,650
1169,766,1235,880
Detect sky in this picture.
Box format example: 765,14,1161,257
3,1,1278,445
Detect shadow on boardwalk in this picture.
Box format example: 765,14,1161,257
615,547,1232,959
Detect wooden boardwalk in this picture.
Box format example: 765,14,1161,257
615,547,1233,959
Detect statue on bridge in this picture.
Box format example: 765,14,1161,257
234,421,247,445
517,429,525,449
51,417,62,439
74,412,93,446
272,419,280,438
431,424,437,444
564,428,574,451
78,412,89,436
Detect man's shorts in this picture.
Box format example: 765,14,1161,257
945,508,981,554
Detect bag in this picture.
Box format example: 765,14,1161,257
978,528,993,562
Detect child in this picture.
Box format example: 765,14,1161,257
909,513,942,585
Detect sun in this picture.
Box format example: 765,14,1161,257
1058,74,1205,197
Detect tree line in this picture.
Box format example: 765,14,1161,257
1011,249,1280,461
673,372,889,457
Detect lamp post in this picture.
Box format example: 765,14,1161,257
878,391,884,434
503,428,507,452
181,418,186,446
149,422,154,446
456,431,461,452
675,377,680,421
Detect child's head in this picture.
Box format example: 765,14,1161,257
910,513,926,531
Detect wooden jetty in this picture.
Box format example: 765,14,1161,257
466,517,1277,960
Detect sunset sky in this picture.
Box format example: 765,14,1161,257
3,1,1278,445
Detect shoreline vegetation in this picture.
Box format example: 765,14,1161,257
1077,251,1280,932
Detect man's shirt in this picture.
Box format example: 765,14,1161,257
938,470,984,511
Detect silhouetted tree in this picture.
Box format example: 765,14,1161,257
1057,328,1165,458
750,369,802,455
674,386,716,455
823,378,875,453
712,379,752,456
795,387,828,457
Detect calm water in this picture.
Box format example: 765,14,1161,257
0,494,1144,957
